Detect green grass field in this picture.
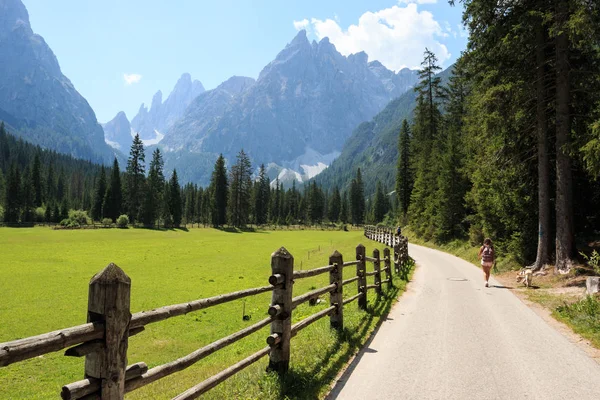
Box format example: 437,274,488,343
0,227,409,399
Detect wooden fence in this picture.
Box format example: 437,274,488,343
364,226,409,276
0,239,410,400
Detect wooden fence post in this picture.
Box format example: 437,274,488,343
268,247,293,375
85,263,131,400
383,248,392,289
356,244,367,310
393,243,400,275
373,249,382,296
329,250,343,330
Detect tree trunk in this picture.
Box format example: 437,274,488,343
533,20,551,271
555,0,575,272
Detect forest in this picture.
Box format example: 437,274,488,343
395,0,600,270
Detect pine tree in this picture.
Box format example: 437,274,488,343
350,168,365,225
32,153,43,207
396,120,412,217
141,149,164,227
328,186,341,222
125,134,145,223
21,166,35,223
169,169,182,227
210,154,228,227
228,150,253,227
373,181,388,223
4,164,21,223
91,166,107,221
340,191,349,224
103,158,122,222
254,164,270,225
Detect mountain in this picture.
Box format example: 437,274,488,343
314,65,454,197
162,30,419,186
130,73,205,142
102,111,132,152
0,0,116,163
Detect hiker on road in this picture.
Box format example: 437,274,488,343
478,238,495,287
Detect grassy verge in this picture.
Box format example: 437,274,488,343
0,227,412,399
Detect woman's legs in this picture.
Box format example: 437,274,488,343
482,264,492,286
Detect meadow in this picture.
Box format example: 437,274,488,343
0,227,408,399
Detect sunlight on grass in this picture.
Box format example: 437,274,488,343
0,227,411,399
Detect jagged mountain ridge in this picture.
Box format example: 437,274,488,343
130,73,205,141
163,30,419,185
102,111,131,152
0,0,117,163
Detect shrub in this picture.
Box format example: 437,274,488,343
68,210,91,225
101,218,113,227
116,214,129,228
35,207,45,222
60,219,80,228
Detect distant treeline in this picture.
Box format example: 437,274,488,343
0,123,390,228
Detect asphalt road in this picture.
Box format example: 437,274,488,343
329,243,600,400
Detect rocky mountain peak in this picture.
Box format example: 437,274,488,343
0,0,31,38
289,29,309,47
103,111,132,152
150,91,163,112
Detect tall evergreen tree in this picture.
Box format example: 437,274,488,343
125,134,145,223
21,167,35,223
91,166,107,221
373,180,389,223
4,164,21,223
141,148,165,227
350,168,365,225
340,191,349,224
210,154,228,227
328,186,341,222
228,150,253,227
254,164,270,225
32,153,43,207
103,158,122,222
169,169,182,227
396,120,412,217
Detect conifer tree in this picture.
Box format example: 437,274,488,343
125,134,145,223
373,180,389,223
396,120,412,217
253,164,270,225
340,191,349,224
228,150,253,227
141,148,164,227
103,158,122,222
350,168,365,225
32,153,43,207
328,186,341,222
4,164,21,223
91,166,107,221
21,167,35,223
169,169,182,227
210,154,228,227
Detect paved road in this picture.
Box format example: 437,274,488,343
329,244,600,400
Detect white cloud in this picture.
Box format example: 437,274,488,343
308,4,450,71
457,23,469,38
123,73,142,85
398,0,438,4
293,19,309,31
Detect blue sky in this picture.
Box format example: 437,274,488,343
23,0,468,123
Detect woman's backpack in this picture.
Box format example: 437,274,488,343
482,245,494,262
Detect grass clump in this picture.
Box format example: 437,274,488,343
555,296,600,348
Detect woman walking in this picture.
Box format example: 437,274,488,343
478,238,495,287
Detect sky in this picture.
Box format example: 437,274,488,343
23,0,468,123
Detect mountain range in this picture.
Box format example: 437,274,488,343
0,0,117,163
159,30,419,185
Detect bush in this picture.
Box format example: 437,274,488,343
116,214,129,228
35,207,45,222
101,218,113,227
60,219,80,228
68,210,91,225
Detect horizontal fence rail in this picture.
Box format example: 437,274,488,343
2,234,410,399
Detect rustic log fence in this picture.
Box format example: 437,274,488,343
364,225,409,277
1,240,410,399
